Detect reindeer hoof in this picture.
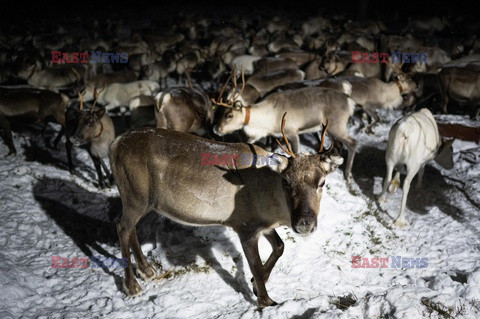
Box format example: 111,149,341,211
98,180,111,189
137,264,157,282
257,297,278,309
345,173,353,184
123,279,143,296
388,180,400,193
377,194,386,202
393,219,409,228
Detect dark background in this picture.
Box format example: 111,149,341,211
2,0,479,25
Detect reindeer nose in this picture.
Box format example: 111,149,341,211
293,211,317,235
213,126,224,136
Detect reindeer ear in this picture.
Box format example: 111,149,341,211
320,155,344,173
268,153,289,173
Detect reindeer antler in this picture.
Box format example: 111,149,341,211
71,67,80,82
78,91,84,111
230,66,245,105
276,112,296,158
184,65,194,90
91,83,108,112
318,118,333,153
210,72,233,107
210,66,245,108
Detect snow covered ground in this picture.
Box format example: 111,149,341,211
0,109,479,318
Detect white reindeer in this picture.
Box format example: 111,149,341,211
377,108,454,227
83,80,160,112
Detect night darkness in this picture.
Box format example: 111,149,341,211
1,0,480,316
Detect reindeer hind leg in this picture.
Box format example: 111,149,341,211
0,115,16,156
129,227,157,281
117,210,143,296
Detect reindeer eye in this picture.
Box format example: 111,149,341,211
226,113,233,119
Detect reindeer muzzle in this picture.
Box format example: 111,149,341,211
293,210,317,235
213,125,225,136
69,136,86,147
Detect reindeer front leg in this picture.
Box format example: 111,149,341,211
99,158,114,186
0,115,16,156
53,127,65,149
363,107,380,135
87,149,105,188
65,139,74,173
250,229,284,296
289,134,300,154
239,230,278,309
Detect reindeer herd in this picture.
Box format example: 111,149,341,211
1,13,479,308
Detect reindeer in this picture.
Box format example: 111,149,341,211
322,51,382,78
17,63,81,90
213,70,358,181
438,66,480,118
66,91,115,188
229,68,306,105
140,61,172,87
154,85,213,134
301,16,331,36
0,86,69,155
230,55,262,75
253,57,298,73
83,69,138,90
402,16,449,34
109,113,344,308
344,20,386,35
305,58,328,80
82,80,160,112
319,74,418,133
275,49,317,68
377,108,454,227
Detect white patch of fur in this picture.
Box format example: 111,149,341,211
162,92,171,105
347,98,356,116
129,97,141,110
320,155,344,173
297,70,306,80
341,81,352,96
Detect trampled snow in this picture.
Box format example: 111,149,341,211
0,109,479,318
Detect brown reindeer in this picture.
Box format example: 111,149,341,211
438,66,480,118
66,89,115,188
154,71,213,134
0,86,69,155
109,113,343,308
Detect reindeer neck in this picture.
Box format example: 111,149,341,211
243,102,278,137
379,81,405,109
